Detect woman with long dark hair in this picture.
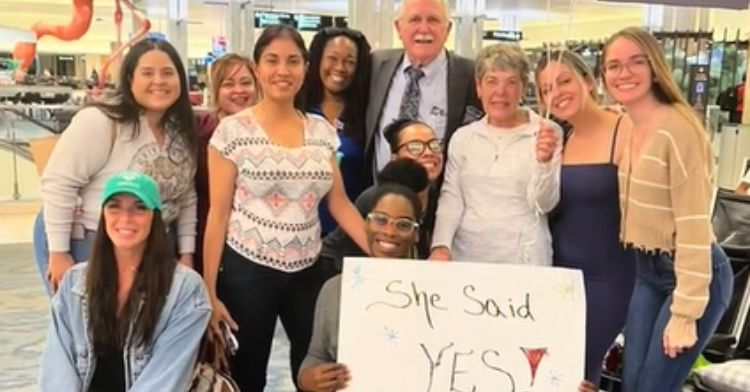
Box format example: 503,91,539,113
300,27,371,236
39,171,210,391
203,25,369,391
37,38,198,294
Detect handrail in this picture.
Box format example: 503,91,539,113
0,139,32,162
0,104,70,134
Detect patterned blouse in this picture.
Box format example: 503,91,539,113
210,111,340,272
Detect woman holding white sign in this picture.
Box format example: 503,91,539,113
430,43,562,265
602,27,733,392
297,183,422,391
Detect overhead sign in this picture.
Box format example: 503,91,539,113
338,258,586,392
255,11,295,28
484,30,524,42
253,12,348,31
603,0,749,9
296,14,334,31
334,16,348,28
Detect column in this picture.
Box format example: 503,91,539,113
226,0,255,57
451,0,486,59
743,75,749,123
644,4,665,31
348,0,395,50
167,0,189,69
659,6,710,31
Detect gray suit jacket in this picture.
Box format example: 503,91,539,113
363,49,481,185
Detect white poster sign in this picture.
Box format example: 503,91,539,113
338,258,586,392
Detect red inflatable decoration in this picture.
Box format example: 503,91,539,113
11,0,151,88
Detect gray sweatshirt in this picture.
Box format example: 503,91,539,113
41,107,197,253
300,275,341,372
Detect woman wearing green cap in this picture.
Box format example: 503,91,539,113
38,172,211,392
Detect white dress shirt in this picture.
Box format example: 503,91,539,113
374,50,448,173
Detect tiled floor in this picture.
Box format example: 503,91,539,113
0,242,295,392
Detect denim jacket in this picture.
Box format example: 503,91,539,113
38,263,211,391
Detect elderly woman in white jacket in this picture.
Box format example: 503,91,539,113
430,43,562,265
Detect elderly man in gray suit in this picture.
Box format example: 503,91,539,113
364,0,481,185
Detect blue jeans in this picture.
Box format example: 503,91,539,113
32,210,95,296
622,244,733,392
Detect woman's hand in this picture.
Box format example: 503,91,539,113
535,123,558,163
209,297,238,347
298,363,350,392
429,246,452,262
579,380,597,392
663,316,698,358
178,254,194,269
47,252,75,293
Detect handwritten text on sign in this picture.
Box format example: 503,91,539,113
338,258,585,392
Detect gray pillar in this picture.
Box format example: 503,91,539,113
226,0,255,57
451,0,485,59
167,0,189,69
644,4,665,31
348,0,395,50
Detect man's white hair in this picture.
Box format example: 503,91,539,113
394,0,452,22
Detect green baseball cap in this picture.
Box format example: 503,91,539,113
102,171,162,211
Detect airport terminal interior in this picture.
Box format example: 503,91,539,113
1,0,750,391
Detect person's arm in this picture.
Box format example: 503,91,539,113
129,271,211,391
202,146,239,329
298,278,349,392
328,157,369,255
527,120,562,214
42,107,115,291
38,272,83,391
736,181,750,195
176,184,198,267
736,171,750,195
429,133,466,260
663,132,714,358
322,187,377,263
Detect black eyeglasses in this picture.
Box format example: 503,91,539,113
394,139,443,156
366,212,419,235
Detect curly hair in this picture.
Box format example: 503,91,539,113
300,27,372,144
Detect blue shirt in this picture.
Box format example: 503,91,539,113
309,108,366,235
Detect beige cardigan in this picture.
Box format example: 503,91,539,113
618,107,715,328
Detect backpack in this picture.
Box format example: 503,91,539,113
717,86,738,112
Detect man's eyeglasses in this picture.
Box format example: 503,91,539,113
394,139,443,156
366,212,419,235
603,54,651,76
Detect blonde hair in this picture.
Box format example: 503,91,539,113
602,27,712,170
475,43,529,84
209,53,257,113
534,50,597,115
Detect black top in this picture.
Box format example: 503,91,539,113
320,184,438,269
88,350,125,392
